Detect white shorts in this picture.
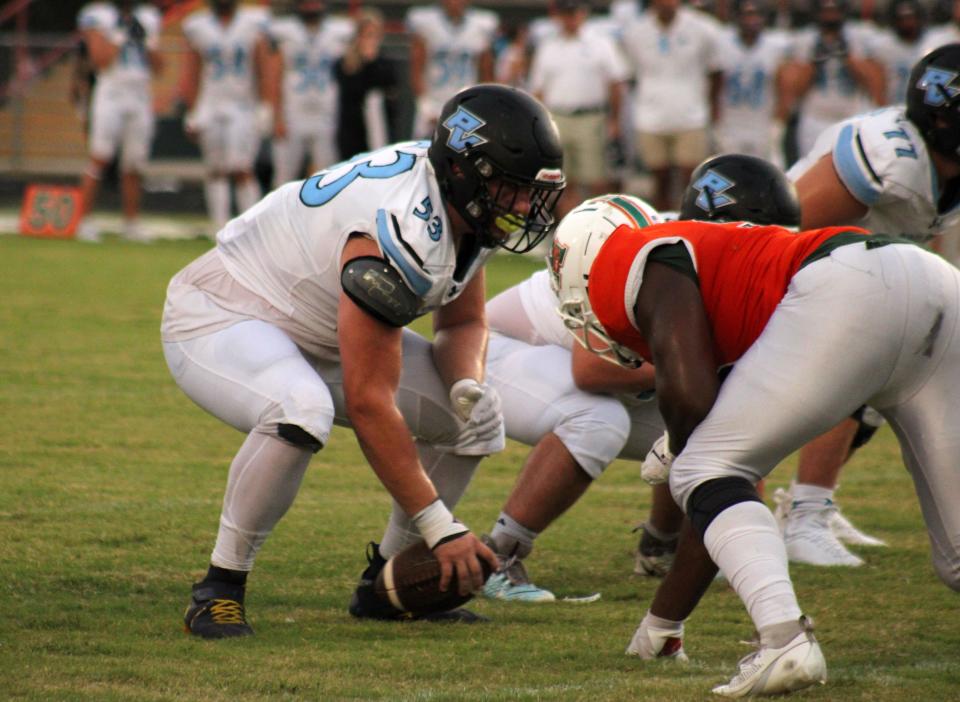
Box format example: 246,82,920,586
669,242,960,588
195,103,260,174
88,83,154,170
271,118,337,188
486,333,664,478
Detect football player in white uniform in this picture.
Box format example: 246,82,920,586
871,0,928,104
786,0,885,156
922,0,960,53
764,44,960,567
181,0,272,231
716,0,792,164
75,0,162,243
269,0,354,187
163,85,565,638
406,0,498,138
479,195,684,602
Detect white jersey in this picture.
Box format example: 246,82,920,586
870,30,926,104
922,24,960,54
214,141,494,358
77,2,161,94
716,30,791,157
528,27,629,113
787,106,960,241
790,25,876,123
269,14,354,125
406,6,498,108
183,7,270,110
622,7,725,133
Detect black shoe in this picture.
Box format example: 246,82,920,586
183,581,254,639
633,524,678,578
347,542,489,623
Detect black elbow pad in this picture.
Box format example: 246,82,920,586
341,256,422,327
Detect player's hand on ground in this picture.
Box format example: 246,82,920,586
434,532,499,596
641,431,674,485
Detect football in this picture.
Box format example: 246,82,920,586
374,540,495,615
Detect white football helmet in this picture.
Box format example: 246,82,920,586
549,194,660,368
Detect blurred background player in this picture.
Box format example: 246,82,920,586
181,0,272,231
75,0,162,243
620,0,724,211
923,0,960,52
785,0,885,156
773,43,960,566
406,0,498,139
334,8,397,161
871,0,928,104
528,0,629,219
480,195,684,602
715,0,792,166
269,0,354,188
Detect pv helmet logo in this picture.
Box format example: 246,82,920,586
443,106,488,153
693,169,736,212
917,67,960,106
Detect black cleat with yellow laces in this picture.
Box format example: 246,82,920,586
183,581,254,639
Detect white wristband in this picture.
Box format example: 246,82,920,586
412,499,468,549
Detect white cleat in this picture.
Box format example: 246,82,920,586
774,486,885,548
75,218,102,243
123,219,152,243
712,617,826,698
827,508,887,547
784,509,864,567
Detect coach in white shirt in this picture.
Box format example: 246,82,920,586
621,0,724,211
530,0,629,216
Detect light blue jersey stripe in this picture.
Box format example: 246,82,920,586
833,124,882,206
376,209,432,297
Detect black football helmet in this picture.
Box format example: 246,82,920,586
679,154,801,227
428,84,565,253
906,43,960,164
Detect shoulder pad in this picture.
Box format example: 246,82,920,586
341,256,422,327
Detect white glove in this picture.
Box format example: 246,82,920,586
449,379,503,442
641,432,673,485
626,611,689,661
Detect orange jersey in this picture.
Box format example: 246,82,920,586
588,221,871,366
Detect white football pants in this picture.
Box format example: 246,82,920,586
671,242,960,592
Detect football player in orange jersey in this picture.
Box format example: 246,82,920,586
552,153,960,696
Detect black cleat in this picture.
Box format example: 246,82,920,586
634,524,679,578
183,581,254,639
347,542,489,623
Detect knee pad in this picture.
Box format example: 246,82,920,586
278,423,323,453
687,477,762,538
554,401,631,479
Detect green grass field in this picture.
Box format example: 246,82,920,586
2,234,958,701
